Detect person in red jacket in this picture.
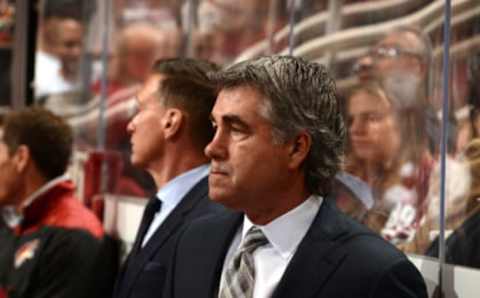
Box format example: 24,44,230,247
0,107,109,298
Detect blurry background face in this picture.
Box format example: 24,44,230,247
54,18,84,76
124,41,158,82
355,31,424,82
116,24,178,84
347,90,401,164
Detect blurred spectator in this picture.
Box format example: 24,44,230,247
354,26,443,153
425,138,480,269
191,0,286,64
42,22,182,198
34,1,91,101
451,56,480,153
0,107,113,298
91,22,180,97
344,82,433,243
354,26,432,104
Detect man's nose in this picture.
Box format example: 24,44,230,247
205,130,226,160
349,118,366,135
127,119,135,134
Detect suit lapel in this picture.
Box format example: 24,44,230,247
130,196,158,255
272,199,351,298
142,177,209,258
205,212,243,297
125,177,210,296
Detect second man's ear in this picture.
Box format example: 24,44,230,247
13,145,30,173
162,108,184,139
287,131,311,170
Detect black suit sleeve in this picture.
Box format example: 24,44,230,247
371,259,428,298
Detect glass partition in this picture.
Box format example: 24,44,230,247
29,0,480,295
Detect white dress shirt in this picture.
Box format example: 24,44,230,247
141,164,209,247
219,195,323,298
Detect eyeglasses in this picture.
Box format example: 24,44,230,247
352,45,425,76
368,46,423,60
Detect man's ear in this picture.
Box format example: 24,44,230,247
287,131,311,170
162,108,184,139
12,145,30,173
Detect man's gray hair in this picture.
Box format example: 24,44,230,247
209,55,345,196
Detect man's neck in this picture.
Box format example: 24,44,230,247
245,176,311,225
149,152,208,189
16,170,48,212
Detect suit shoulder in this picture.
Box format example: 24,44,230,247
322,201,407,262
47,197,104,238
179,209,237,241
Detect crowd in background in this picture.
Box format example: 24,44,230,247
0,0,480,297
24,0,480,269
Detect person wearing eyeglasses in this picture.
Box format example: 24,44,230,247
347,27,446,249
353,26,432,103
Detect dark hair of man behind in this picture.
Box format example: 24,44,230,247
209,55,346,196
150,58,220,149
151,58,220,85
3,107,73,180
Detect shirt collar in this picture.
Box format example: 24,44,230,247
242,195,323,260
1,174,70,228
156,164,209,208
1,206,22,228
22,174,70,209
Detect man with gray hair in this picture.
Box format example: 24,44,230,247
164,55,427,298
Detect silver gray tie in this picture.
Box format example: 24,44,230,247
219,226,268,298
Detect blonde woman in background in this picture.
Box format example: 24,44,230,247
344,82,434,244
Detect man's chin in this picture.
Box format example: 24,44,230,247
209,191,242,210
130,157,144,168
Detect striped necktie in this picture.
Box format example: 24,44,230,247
219,226,268,298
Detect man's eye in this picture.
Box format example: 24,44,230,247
367,113,383,122
230,125,245,133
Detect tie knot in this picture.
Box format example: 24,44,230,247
240,226,268,254
146,196,162,215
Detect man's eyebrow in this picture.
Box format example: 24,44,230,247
210,113,250,130
222,114,250,130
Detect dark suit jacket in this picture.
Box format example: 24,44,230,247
2,226,107,298
113,176,225,298
166,199,428,298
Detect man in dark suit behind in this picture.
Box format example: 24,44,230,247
113,58,225,298
165,56,428,298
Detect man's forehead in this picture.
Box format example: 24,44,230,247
378,31,420,50
213,86,268,121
